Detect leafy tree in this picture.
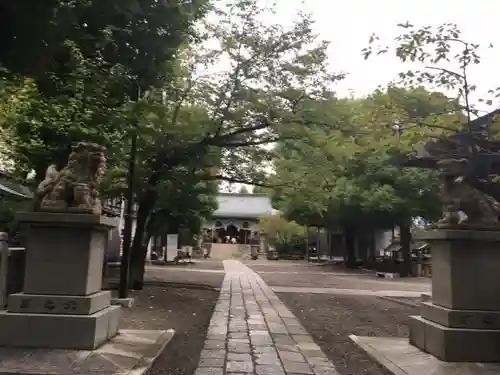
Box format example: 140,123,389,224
0,0,209,95
362,22,500,206
357,23,500,271
363,22,500,142
123,0,343,287
271,87,448,270
0,0,214,292
1,59,123,180
142,169,217,284
0,0,210,181
258,214,307,255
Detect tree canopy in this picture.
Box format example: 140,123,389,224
271,87,453,229
0,0,210,180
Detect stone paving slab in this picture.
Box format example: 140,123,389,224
350,335,500,375
0,329,174,375
194,260,339,375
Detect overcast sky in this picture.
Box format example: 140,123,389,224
270,0,500,113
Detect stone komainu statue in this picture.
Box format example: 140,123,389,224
437,157,500,226
35,142,107,215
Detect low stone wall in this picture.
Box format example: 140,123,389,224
210,243,244,259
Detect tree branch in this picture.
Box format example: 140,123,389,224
205,118,271,145
222,137,283,148
209,42,246,139
404,120,459,133
207,174,282,188
170,74,195,126
424,66,465,80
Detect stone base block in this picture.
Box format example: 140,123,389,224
409,315,500,362
421,302,500,329
350,335,500,375
0,305,121,350
422,228,500,311
0,329,175,375
8,291,111,315
18,212,117,296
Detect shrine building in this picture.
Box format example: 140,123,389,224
203,193,274,244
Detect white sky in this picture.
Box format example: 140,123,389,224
271,0,500,113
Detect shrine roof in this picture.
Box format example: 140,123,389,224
0,173,32,199
213,193,273,219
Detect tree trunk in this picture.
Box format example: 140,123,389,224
327,230,333,259
344,225,357,268
128,188,158,290
124,150,185,290
128,205,150,290
315,227,320,258
399,219,412,277
304,226,310,260
358,230,368,264
368,229,377,266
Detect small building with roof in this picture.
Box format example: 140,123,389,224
203,193,273,244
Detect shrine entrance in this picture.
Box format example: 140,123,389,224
226,224,239,241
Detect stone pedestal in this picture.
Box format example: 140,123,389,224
0,212,121,350
409,228,500,362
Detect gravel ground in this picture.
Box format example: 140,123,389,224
245,262,430,292
145,267,224,289
106,262,225,289
120,286,220,375
258,272,430,292
243,260,375,274
242,260,318,273
277,292,419,375
181,259,225,270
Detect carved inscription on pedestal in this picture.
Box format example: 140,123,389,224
8,291,110,315
482,315,495,327
43,299,55,311
19,298,32,309
459,314,474,327
63,300,77,311
15,297,82,313
457,312,499,329
40,299,80,312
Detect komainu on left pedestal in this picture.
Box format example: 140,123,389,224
35,142,106,215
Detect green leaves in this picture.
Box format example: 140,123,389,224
362,22,499,116
270,87,446,228
258,214,307,249
150,0,344,186
0,0,212,185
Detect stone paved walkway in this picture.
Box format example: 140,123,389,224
194,260,339,375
